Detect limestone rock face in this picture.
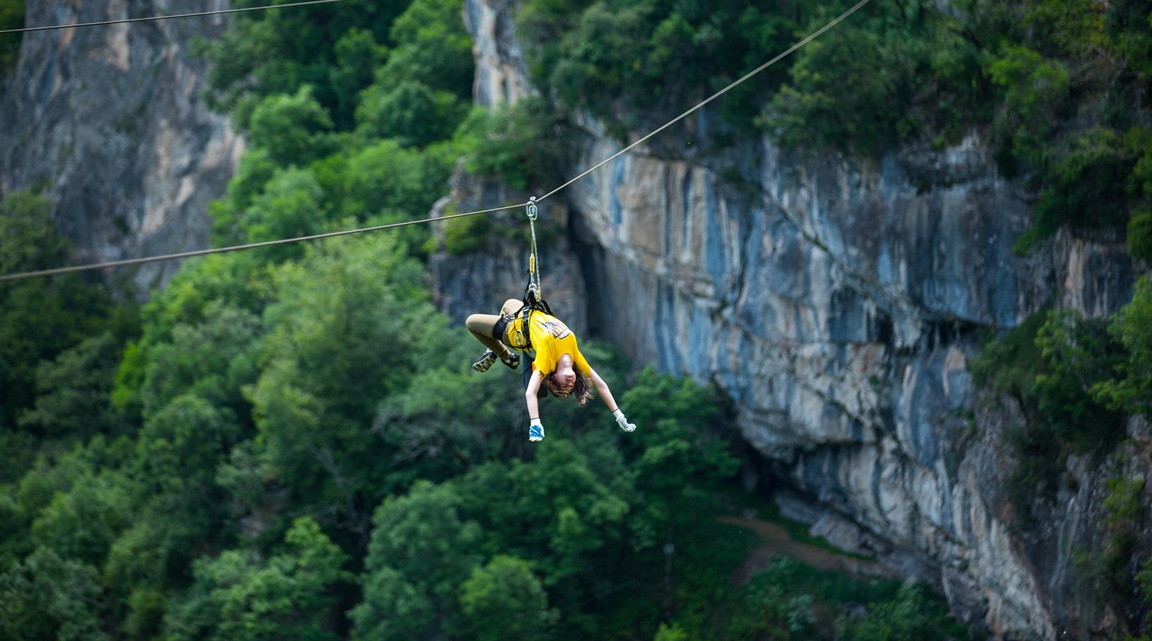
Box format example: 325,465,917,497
454,1,1140,638
0,0,241,291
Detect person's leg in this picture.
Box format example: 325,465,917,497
466,313,510,356
500,298,522,318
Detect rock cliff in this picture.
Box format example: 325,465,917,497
441,1,1144,638
0,0,240,291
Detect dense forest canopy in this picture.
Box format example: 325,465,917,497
2,0,1152,638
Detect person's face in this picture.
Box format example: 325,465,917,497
551,366,576,396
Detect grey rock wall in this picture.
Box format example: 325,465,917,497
454,1,1143,638
0,0,241,291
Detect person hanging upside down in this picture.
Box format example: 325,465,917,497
466,298,637,442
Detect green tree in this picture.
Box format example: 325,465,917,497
987,45,1070,171
240,167,327,261
1017,127,1141,252
372,355,521,488
328,28,388,130
351,480,482,640
766,16,915,158
129,393,240,548
164,517,349,641
0,547,107,641
836,583,962,641
492,440,633,586
17,331,126,441
357,80,466,148
28,467,133,567
458,555,556,641
1093,277,1152,419
249,233,444,523
112,253,267,423
0,190,118,434
198,0,410,129
455,97,568,191
136,301,261,418
653,622,692,641
354,0,472,147
248,87,338,167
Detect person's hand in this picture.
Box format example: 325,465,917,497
613,409,636,432
528,418,545,442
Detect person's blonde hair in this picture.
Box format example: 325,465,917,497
544,371,593,406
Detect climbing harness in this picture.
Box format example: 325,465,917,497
505,197,553,352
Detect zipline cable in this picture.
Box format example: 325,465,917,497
0,205,518,282
0,0,870,283
535,0,873,205
0,0,345,35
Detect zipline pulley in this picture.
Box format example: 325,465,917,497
525,197,542,305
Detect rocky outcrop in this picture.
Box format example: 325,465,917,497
0,0,241,292
449,1,1143,638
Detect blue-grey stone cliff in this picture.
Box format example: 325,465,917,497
0,0,240,291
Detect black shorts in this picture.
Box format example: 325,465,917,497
493,316,510,342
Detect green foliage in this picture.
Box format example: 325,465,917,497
0,0,21,69
1130,208,1152,262
164,517,350,641
29,467,133,567
134,394,239,506
355,0,473,148
0,546,107,641
328,28,388,130
340,136,450,215
1092,277,1152,419
836,582,963,641
247,86,338,167
654,622,691,641
0,191,121,432
987,45,1070,171
1016,127,1142,252
972,310,1125,509
458,555,556,641
519,0,802,135
683,556,963,641
0,191,67,272
351,480,482,640
439,209,493,256
197,0,409,129
370,345,522,488
765,3,963,158
250,233,439,511
455,97,568,191
112,253,267,422
979,1,1152,250
1102,474,1145,579
17,332,126,441
135,302,261,419
357,80,467,148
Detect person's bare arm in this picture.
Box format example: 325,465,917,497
525,368,544,419
589,368,618,411
589,368,636,432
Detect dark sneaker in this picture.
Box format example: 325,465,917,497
500,351,520,370
472,350,496,373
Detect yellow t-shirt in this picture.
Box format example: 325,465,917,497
508,311,590,376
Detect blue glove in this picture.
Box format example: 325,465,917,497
528,418,545,442
613,409,636,432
